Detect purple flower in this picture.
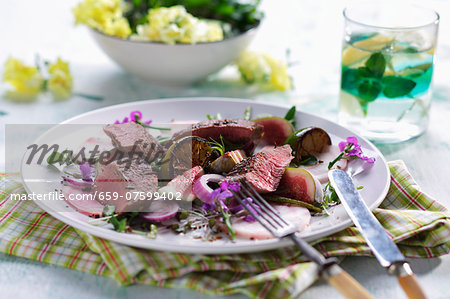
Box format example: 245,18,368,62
79,162,93,182
114,111,152,125
243,215,256,222
338,136,375,163
228,182,241,192
202,202,215,211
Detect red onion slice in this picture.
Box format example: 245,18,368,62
140,200,179,222
192,174,225,204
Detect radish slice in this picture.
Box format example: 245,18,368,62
300,145,348,183
61,185,104,217
230,205,311,240
192,174,225,204
140,200,179,222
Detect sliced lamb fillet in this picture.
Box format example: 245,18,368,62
171,119,263,154
158,166,204,201
103,122,163,163
226,145,293,193
94,159,158,213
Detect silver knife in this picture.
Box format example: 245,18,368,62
329,169,427,299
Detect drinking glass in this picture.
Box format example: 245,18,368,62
338,2,439,143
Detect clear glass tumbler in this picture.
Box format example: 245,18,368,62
338,2,439,143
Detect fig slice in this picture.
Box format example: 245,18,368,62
275,168,323,204
253,116,294,146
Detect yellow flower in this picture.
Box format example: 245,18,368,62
130,5,223,44
47,58,73,100
236,51,271,83
2,57,44,101
103,17,132,39
236,51,292,91
262,54,292,91
73,0,131,38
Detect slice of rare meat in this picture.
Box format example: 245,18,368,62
171,119,263,154
103,122,163,163
230,205,311,240
158,166,204,201
94,160,158,213
226,145,293,193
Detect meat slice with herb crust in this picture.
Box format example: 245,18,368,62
104,122,163,163
94,160,158,213
226,145,293,193
171,119,263,154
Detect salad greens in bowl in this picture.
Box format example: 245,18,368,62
73,0,262,85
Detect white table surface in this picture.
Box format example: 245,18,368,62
1,0,449,298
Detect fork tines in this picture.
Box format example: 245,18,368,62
230,181,298,238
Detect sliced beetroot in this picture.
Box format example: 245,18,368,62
299,145,347,183
230,204,310,240
140,200,179,222
227,145,293,193
61,185,104,217
275,168,323,204
253,116,294,146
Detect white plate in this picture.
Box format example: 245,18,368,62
20,98,390,254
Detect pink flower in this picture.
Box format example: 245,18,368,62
114,111,152,125
338,137,375,163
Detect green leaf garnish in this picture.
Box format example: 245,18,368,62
209,136,226,156
358,80,382,102
382,76,416,98
365,52,386,78
110,217,127,232
284,105,297,128
243,106,252,120
299,155,318,166
216,199,235,240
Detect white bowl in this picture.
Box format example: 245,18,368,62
89,27,258,86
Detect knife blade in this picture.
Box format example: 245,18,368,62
329,169,427,299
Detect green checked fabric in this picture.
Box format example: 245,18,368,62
0,160,449,298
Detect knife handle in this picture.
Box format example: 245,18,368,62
398,274,427,299
325,264,374,299
391,263,428,299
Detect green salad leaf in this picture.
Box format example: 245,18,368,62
123,0,263,35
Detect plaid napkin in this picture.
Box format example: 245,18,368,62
0,160,449,298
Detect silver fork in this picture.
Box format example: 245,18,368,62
231,182,373,299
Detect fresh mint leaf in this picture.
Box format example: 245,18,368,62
341,67,360,91
357,67,375,78
358,80,382,102
365,52,386,78
382,76,416,98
